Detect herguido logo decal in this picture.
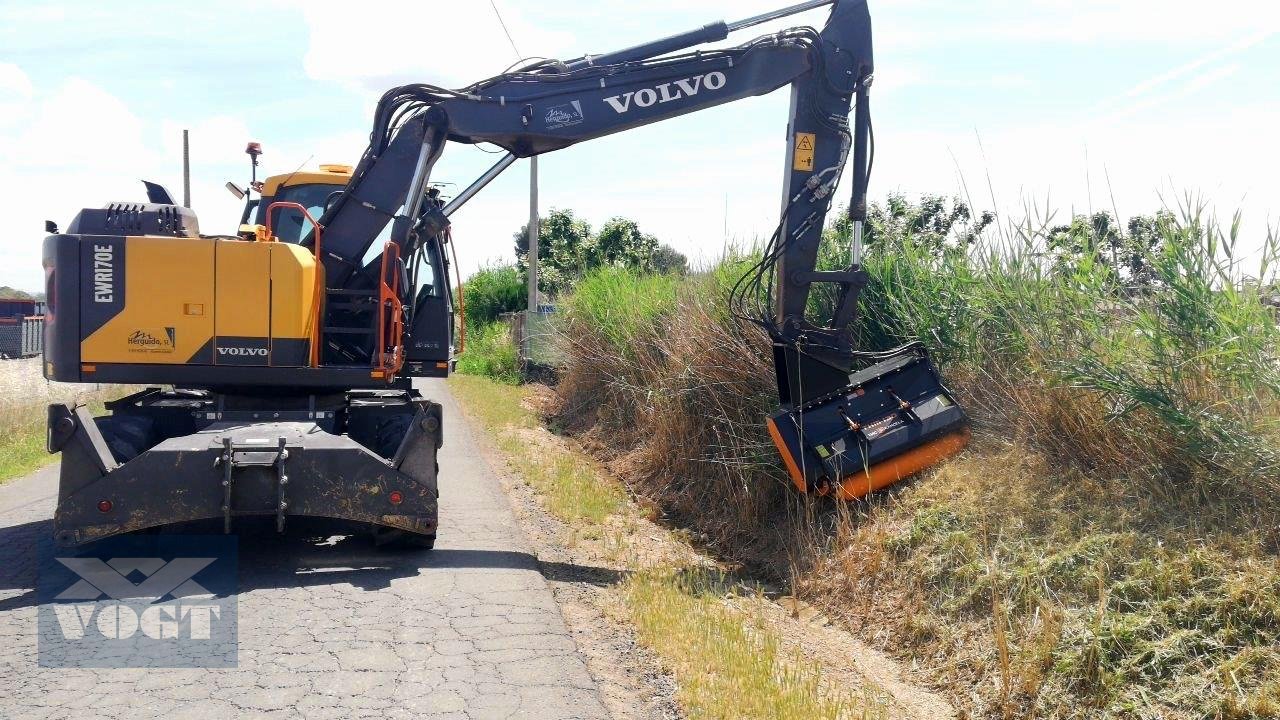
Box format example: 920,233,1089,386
603,71,727,114
544,100,584,130
127,327,175,353
128,330,163,347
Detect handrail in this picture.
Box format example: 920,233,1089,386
447,227,465,354
264,201,325,368
376,241,406,377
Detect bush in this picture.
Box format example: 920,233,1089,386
847,206,1280,496
461,264,524,331
455,320,520,385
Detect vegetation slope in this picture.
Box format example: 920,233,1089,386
520,198,1280,719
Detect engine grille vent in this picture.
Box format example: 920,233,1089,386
105,204,147,231
66,203,201,238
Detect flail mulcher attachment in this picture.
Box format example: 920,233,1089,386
766,346,969,500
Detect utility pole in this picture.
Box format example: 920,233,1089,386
527,156,539,314
182,129,191,208
525,156,539,359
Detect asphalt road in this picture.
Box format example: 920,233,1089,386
0,379,611,719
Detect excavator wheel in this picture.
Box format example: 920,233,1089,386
372,525,436,550
93,415,154,464
374,414,413,460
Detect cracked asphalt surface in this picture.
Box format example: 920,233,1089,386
0,379,611,719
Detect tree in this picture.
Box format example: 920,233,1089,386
0,287,34,301
513,209,684,294
1047,210,1172,289
651,244,689,275
830,194,995,259
594,218,659,270
514,208,593,295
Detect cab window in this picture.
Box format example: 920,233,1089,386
255,183,341,243
413,241,442,301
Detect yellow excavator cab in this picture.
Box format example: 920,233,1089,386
260,164,353,198
254,164,353,244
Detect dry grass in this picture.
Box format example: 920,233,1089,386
0,358,127,481
449,374,889,720
800,442,1280,718
544,211,1280,719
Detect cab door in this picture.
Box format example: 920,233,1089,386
405,238,452,376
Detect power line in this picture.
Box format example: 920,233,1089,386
489,0,523,61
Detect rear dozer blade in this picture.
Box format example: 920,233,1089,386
767,348,969,500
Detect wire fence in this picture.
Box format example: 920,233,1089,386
506,309,564,377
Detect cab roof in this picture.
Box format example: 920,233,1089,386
261,164,353,197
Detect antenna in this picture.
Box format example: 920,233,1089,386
489,0,522,61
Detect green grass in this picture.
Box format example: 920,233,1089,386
562,266,680,359
455,320,521,385
448,373,535,429
860,450,1280,717
0,359,139,483
0,414,52,480
0,398,115,482
449,375,622,523
449,373,885,718
625,568,884,720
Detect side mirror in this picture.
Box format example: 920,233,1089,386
45,220,59,234
225,182,247,200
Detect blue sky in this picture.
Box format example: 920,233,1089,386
1,0,1276,292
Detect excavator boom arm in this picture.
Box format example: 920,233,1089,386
317,0,873,363
314,0,969,498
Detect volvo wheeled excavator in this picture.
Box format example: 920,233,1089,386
41,0,968,548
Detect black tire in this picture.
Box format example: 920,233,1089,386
94,415,154,463
101,437,140,465
404,533,436,550
373,413,413,460
371,525,435,551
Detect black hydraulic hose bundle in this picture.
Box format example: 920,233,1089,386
320,28,826,252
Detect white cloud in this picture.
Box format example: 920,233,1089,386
6,0,1273,294
296,1,575,91
925,0,1279,46
1121,30,1274,100
874,102,1279,257
0,63,33,132
0,62,32,98
0,71,265,291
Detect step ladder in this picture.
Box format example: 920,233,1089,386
218,436,290,533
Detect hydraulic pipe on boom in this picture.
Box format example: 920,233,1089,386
728,0,837,31
443,153,518,217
